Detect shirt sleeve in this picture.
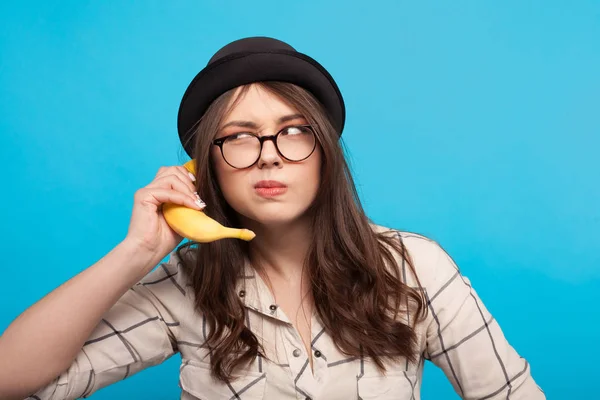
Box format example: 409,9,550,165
423,241,546,400
26,251,187,399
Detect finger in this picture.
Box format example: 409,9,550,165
136,188,205,210
154,166,169,179
176,165,197,183
154,166,197,193
155,165,196,183
146,175,205,209
148,173,197,196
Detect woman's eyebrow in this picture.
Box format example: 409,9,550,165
220,113,305,130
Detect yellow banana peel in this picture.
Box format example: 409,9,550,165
162,159,256,243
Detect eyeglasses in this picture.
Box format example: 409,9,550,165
212,124,318,169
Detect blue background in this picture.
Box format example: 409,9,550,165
1,1,598,398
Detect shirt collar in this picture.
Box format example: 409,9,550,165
236,259,291,324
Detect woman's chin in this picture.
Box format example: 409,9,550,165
252,215,300,227
239,208,307,228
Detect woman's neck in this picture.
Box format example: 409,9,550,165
245,216,313,282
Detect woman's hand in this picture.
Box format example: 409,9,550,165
123,165,205,263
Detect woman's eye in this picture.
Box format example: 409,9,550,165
228,133,254,141
282,126,303,135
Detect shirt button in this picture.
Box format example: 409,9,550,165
314,350,322,358
269,304,277,312
305,397,312,400
238,290,245,297
292,349,301,357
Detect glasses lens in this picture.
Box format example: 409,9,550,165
222,133,261,168
277,126,316,161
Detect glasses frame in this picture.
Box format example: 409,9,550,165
212,124,318,169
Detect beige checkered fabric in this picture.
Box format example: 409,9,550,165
29,224,545,399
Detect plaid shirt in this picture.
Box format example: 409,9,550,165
29,225,545,399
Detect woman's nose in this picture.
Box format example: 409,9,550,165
257,138,282,168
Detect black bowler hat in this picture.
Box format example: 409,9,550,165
176,36,346,158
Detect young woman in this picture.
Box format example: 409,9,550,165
0,37,545,400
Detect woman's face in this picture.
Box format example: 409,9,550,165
211,84,322,227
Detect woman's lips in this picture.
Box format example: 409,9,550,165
254,180,287,197
255,187,288,197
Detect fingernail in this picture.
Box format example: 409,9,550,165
188,172,196,182
195,199,206,209
193,192,200,199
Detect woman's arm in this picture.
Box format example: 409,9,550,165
0,239,164,400
423,241,545,399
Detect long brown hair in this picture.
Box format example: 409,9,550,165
175,81,427,382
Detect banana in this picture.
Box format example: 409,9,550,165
162,159,256,242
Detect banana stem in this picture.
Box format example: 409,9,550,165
237,229,256,241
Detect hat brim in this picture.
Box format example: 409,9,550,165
177,50,345,158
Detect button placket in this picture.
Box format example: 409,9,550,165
282,326,308,381
311,346,329,385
